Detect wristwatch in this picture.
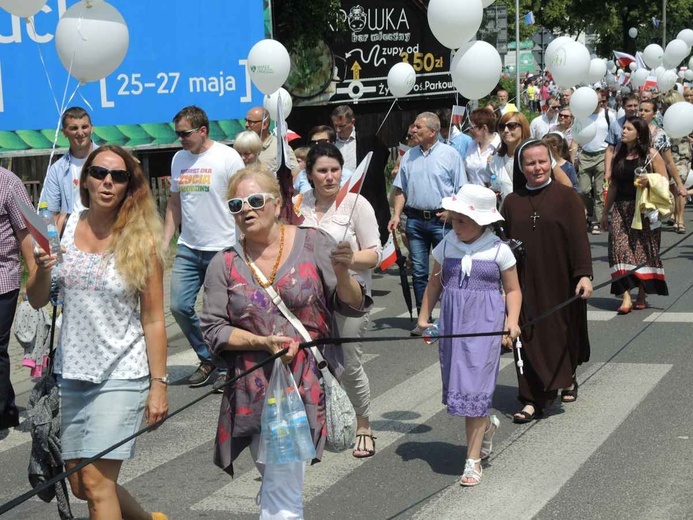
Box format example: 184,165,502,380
150,375,170,385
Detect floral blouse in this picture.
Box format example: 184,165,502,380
200,227,370,475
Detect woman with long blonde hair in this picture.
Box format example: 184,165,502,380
27,145,169,520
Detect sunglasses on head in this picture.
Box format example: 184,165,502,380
309,138,331,146
87,165,130,184
499,122,522,131
227,193,276,214
175,127,201,138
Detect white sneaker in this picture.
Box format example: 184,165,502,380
410,325,423,336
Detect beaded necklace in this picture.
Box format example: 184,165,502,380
243,224,285,288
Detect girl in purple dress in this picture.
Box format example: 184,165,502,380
418,184,522,487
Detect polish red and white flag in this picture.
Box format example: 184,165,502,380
335,151,373,209
380,234,397,271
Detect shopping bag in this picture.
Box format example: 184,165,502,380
257,359,316,465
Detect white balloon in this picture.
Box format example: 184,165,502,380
605,72,616,86
572,117,598,145
664,39,691,68
678,69,686,78
549,41,591,88
628,27,638,39
606,59,616,73
677,29,693,47
685,69,693,80
569,87,598,120
629,62,638,71
643,44,664,69
587,58,607,83
658,70,678,92
654,65,667,81
387,62,416,98
450,40,502,100
690,56,693,69
55,1,129,84
482,0,495,6
427,0,483,50
0,0,46,17
662,101,693,138
247,39,291,95
630,68,649,88
263,88,292,120
545,36,573,70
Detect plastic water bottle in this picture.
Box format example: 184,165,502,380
38,202,63,264
283,386,316,461
490,173,502,193
423,320,440,345
265,397,295,464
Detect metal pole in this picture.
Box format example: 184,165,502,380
662,0,667,47
515,0,521,109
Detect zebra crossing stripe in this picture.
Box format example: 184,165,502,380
191,358,515,514
412,362,672,520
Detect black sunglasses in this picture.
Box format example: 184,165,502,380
87,165,130,184
309,138,331,146
227,193,275,214
175,127,201,138
499,122,522,131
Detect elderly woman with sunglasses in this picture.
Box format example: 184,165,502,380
486,112,531,201
550,107,578,163
27,145,169,520
200,164,370,517
295,143,382,458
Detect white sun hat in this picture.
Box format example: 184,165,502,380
441,184,504,226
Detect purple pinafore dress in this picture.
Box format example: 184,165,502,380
439,243,505,417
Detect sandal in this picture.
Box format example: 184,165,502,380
634,301,648,310
561,381,579,403
460,458,482,487
617,305,632,315
480,415,500,460
677,225,686,234
513,406,542,424
353,433,376,458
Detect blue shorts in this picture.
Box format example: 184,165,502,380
57,376,149,460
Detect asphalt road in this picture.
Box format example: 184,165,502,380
1,217,692,520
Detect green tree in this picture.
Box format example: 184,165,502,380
272,0,344,53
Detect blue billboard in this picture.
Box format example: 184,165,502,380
0,0,267,152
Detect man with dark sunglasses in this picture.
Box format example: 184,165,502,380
245,106,298,173
293,125,353,193
164,105,244,389
529,100,560,139
40,106,97,217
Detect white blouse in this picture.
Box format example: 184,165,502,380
295,191,382,295
54,212,149,383
465,133,502,186
487,153,514,202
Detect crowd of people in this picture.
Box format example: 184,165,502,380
0,78,691,518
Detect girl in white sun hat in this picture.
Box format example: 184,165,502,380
418,184,522,487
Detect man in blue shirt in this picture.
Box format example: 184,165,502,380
40,106,97,215
388,112,467,334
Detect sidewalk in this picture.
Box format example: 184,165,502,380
8,265,200,398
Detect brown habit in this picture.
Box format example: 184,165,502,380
501,181,593,409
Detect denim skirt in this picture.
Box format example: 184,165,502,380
57,375,149,460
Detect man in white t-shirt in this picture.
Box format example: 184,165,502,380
164,106,244,388
40,106,97,216
529,100,560,139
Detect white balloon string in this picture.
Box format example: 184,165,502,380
375,99,397,136
77,89,94,112
26,18,60,116
642,141,665,171
339,152,373,243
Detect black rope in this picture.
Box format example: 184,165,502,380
2,230,690,516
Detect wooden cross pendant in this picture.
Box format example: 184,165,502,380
530,211,540,230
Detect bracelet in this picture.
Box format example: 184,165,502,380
150,375,170,385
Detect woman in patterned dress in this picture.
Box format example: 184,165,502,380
27,145,169,520
200,164,369,518
601,117,669,312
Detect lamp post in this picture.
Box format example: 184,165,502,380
515,0,520,109
662,0,667,47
